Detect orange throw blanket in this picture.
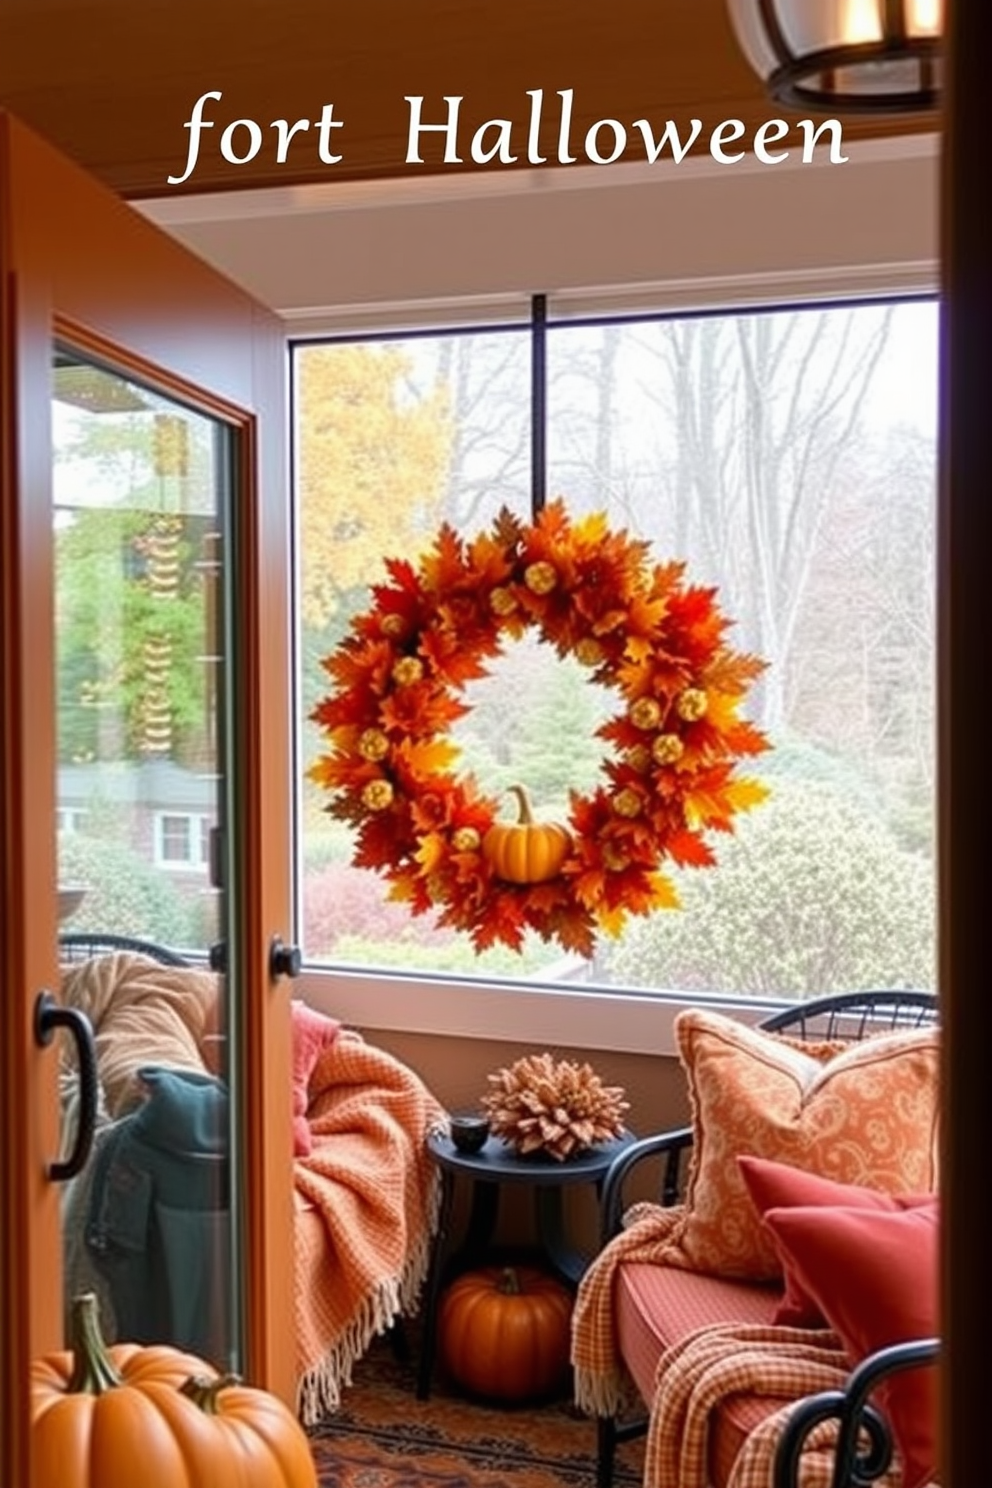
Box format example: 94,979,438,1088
293,1028,447,1423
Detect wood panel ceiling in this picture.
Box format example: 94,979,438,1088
0,0,936,199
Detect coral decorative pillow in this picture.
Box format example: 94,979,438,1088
737,1155,934,1325
291,1000,341,1157
667,1008,939,1279
762,1201,939,1488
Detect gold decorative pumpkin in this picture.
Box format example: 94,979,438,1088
482,784,572,884
438,1265,573,1402
31,1293,317,1488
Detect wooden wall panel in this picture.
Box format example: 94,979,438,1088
0,0,932,198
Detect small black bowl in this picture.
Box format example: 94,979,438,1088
449,1113,490,1154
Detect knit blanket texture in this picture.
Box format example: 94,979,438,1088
293,1026,446,1422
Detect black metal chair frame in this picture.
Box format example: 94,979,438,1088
772,1337,939,1488
594,988,939,1488
59,931,190,967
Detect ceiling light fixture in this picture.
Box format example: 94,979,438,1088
727,0,943,113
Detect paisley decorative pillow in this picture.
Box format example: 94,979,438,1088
664,1007,939,1280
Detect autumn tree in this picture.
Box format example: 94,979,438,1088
296,342,453,628
56,507,211,765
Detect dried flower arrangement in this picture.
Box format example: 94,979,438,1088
482,1052,629,1162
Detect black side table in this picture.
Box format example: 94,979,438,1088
416,1128,635,1399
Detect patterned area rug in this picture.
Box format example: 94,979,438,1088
308,1328,644,1488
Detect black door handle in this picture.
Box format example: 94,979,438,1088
270,937,302,980
34,991,99,1182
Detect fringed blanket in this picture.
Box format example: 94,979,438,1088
293,1028,446,1423
572,1202,688,1418
60,954,446,1424
572,1204,914,1488
646,1322,871,1488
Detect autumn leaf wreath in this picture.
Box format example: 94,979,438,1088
309,500,770,957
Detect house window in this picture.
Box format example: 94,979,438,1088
55,807,89,834
293,296,937,1003
155,812,211,871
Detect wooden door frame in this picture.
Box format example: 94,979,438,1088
1,109,295,1488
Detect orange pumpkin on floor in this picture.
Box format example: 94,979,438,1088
31,1293,317,1488
438,1265,573,1402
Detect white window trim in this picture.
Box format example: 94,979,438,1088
137,133,938,330
138,133,939,1052
153,810,211,872
56,807,89,834
295,965,782,1057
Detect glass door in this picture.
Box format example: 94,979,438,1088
1,109,295,1488
53,354,239,1368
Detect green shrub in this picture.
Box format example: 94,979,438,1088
58,833,195,946
601,780,935,1000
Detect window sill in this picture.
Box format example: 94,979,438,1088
296,964,784,1056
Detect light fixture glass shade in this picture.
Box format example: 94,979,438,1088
727,0,943,112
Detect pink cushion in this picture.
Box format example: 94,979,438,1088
291,1000,340,1157
737,1155,933,1326
762,1201,939,1488
616,1263,782,1488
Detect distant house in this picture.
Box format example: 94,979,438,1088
57,758,218,885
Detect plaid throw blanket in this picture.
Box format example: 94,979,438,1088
572,1202,688,1417
293,1028,446,1423
648,1322,867,1488
572,1204,920,1488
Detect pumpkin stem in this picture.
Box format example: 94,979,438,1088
497,1266,522,1296
66,1293,124,1395
180,1372,243,1413
506,784,534,825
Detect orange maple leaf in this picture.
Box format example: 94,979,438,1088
421,524,467,593
665,829,717,868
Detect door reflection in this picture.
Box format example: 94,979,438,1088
52,351,239,1372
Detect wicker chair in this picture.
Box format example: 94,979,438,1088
595,988,940,1488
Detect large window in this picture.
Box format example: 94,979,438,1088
294,297,937,1002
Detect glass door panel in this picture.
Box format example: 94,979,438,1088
2,118,295,1488
52,351,239,1372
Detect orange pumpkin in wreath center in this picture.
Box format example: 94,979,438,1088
482,784,573,885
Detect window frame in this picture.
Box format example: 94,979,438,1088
140,136,940,1053
290,296,939,1054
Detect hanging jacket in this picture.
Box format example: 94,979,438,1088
85,1065,231,1366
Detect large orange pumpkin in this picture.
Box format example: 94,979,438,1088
481,784,572,885
438,1265,573,1402
31,1293,317,1488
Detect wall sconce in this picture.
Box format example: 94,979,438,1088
726,0,942,112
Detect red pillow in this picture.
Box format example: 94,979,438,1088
737,1156,933,1326
762,1201,939,1488
291,1000,340,1157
